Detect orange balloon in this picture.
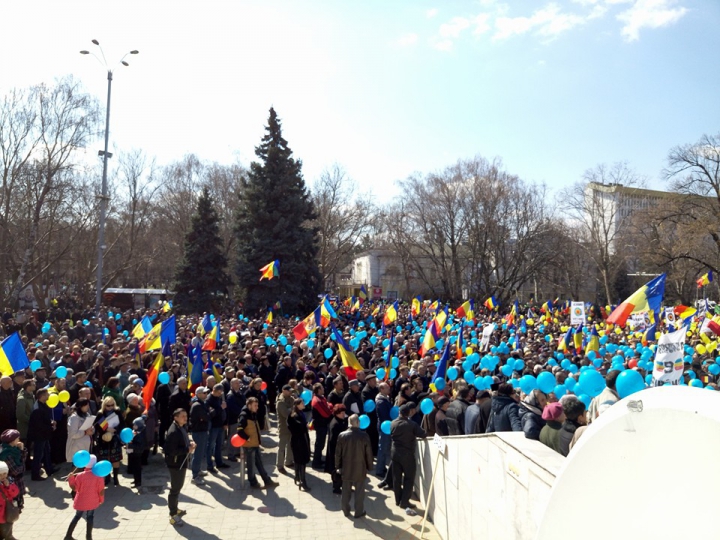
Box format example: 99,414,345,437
230,434,247,448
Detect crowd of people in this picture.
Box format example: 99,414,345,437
0,296,712,537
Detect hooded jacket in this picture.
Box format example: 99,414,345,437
485,395,522,434
518,392,546,440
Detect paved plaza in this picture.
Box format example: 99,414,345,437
14,418,440,540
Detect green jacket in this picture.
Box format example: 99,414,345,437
16,389,35,440
539,421,563,454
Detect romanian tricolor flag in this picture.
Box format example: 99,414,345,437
0,333,30,376
456,300,474,320
419,309,448,357
585,326,599,355
142,342,169,412
484,296,497,311
429,300,439,313
352,297,361,311
162,301,173,313
384,326,394,381
293,298,335,341
132,315,153,339
371,305,381,317
274,300,282,312
456,328,464,360
138,316,176,353
359,285,368,303
606,274,666,327
259,260,280,281
188,345,204,389
674,305,697,324
265,309,273,324
383,301,398,326
642,322,658,346
202,321,220,351
411,297,421,319
330,324,363,381
541,300,553,314
197,314,213,337
432,341,451,387
557,327,574,353
573,325,584,354
697,271,713,288
505,301,519,326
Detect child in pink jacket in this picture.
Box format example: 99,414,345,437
0,461,20,540
64,460,105,540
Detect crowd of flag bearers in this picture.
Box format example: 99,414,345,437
1,268,719,531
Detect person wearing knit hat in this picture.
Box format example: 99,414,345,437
539,401,565,454
0,429,25,512
0,459,19,539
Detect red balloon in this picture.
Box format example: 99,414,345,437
230,434,246,448
260,381,267,391
628,358,638,369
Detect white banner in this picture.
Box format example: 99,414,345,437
628,312,652,330
651,329,686,387
570,302,585,325
480,323,496,352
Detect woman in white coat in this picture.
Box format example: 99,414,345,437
66,398,94,463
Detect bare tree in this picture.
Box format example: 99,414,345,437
311,164,376,291
560,162,645,304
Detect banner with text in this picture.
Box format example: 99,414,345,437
651,329,685,387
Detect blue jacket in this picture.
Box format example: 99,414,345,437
485,396,522,434
375,393,392,427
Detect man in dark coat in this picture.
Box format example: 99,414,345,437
390,401,426,516
165,408,195,527
360,373,379,456
325,404,348,494
485,383,522,433
188,387,210,484
156,375,174,448
342,379,363,416
28,388,55,480
445,387,472,435
558,395,586,457
168,378,191,416
335,414,374,519
465,390,492,435
0,377,17,434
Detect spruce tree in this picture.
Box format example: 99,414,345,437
235,107,321,314
173,187,231,313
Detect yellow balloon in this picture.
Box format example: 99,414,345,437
47,394,59,408
690,323,697,331
687,331,693,337
634,332,642,339
465,347,473,356
708,342,718,353
229,332,237,344
58,390,70,403
696,344,707,354
655,332,661,340
429,383,437,392
445,324,452,331
614,327,623,335
527,319,534,326
561,326,568,333
553,318,559,324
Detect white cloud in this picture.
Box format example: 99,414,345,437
617,0,688,41
439,16,472,38
494,4,586,40
426,8,439,18
432,39,454,51
396,33,419,46
473,13,492,35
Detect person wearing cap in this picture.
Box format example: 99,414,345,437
168,378,191,418
275,385,295,473
324,404,347,494
189,386,210,485
434,397,451,437
0,429,26,510
0,460,20,540
335,413,373,519
33,365,49,390
237,397,278,489
539,401,565,454
342,379,363,417
390,401,427,516
328,376,345,407
65,454,105,540
66,398,94,465
465,390,492,435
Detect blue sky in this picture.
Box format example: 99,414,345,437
1,0,718,197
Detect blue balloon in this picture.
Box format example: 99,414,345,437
579,370,605,398
82,319,89,326
519,375,537,394
561,359,571,370
553,384,567,398
359,414,370,429
122,330,129,337
279,335,288,346
390,406,399,420
265,337,273,346
391,357,400,369
30,360,42,372
577,394,591,408
42,322,51,333
710,363,720,376
587,350,596,360
537,372,556,394
301,388,312,405
381,420,392,435
483,375,494,388
120,428,134,444
690,379,704,388
687,370,696,380
307,339,315,349
92,460,112,478
158,372,170,385
420,398,434,415
376,367,386,380
564,377,577,390
390,368,397,379
324,348,333,359
73,450,91,468
447,367,458,381
568,364,579,374
501,364,513,377
463,371,475,384
363,399,375,413
369,336,377,345
284,344,292,353
616,369,645,398
434,378,446,391
473,377,486,390
55,366,67,379
514,359,525,371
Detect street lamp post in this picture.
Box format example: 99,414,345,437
80,40,138,313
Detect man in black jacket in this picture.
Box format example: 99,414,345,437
168,378,191,416
360,374,379,457
335,414,374,519
445,387,472,435
165,408,195,527
28,388,55,481
225,378,245,462
156,374,174,448
189,387,210,485
342,380,363,416
390,401,426,516
205,384,228,471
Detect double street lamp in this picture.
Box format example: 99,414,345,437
80,40,138,312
